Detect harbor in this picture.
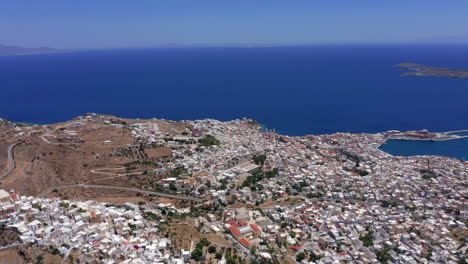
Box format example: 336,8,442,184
379,129,468,161
383,129,468,142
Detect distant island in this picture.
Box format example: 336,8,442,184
396,62,468,79
0,44,59,56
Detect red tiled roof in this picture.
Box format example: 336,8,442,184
238,220,248,226
290,245,301,251
229,226,241,237
227,219,240,228
239,238,250,247
250,224,261,232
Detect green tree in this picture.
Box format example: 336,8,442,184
199,135,221,147
200,237,211,247
250,245,257,254
376,250,391,262
208,246,217,254
226,256,237,264
191,247,203,261
51,248,60,255
169,183,177,191
359,231,374,247
296,252,306,261
252,154,267,165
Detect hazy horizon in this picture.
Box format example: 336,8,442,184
2,0,468,49
4,42,468,53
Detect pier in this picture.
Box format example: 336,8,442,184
443,129,468,135
383,129,468,142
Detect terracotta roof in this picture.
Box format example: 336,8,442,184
238,220,248,226
239,238,250,247
229,226,241,237
10,193,17,200
290,245,301,251
227,219,240,228
250,224,261,232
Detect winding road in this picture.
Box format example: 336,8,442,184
39,184,203,201
0,141,20,180
0,125,52,180
1,122,203,202
83,167,145,184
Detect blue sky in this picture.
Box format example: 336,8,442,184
1,0,468,49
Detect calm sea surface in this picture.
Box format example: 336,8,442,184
379,138,468,161
1,45,467,158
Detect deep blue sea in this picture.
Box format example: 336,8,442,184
1,45,467,159
380,138,468,161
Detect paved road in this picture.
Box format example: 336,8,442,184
0,122,90,181
85,168,145,184
225,233,252,257
295,202,340,257
0,125,54,180
0,122,202,202
0,141,21,180
319,205,336,232
60,249,72,264
39,184,203,201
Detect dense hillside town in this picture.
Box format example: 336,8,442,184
0,114,466,263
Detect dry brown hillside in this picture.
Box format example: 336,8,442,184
0,114,187,202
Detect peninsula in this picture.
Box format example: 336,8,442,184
396,62,468,78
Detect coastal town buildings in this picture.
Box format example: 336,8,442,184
1,114,466,263
0,190,184,263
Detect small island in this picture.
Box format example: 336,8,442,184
396,62,468,79
0,43,59,56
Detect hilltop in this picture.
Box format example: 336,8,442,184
0,113,188,203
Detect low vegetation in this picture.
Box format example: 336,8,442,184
198,135,221,147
